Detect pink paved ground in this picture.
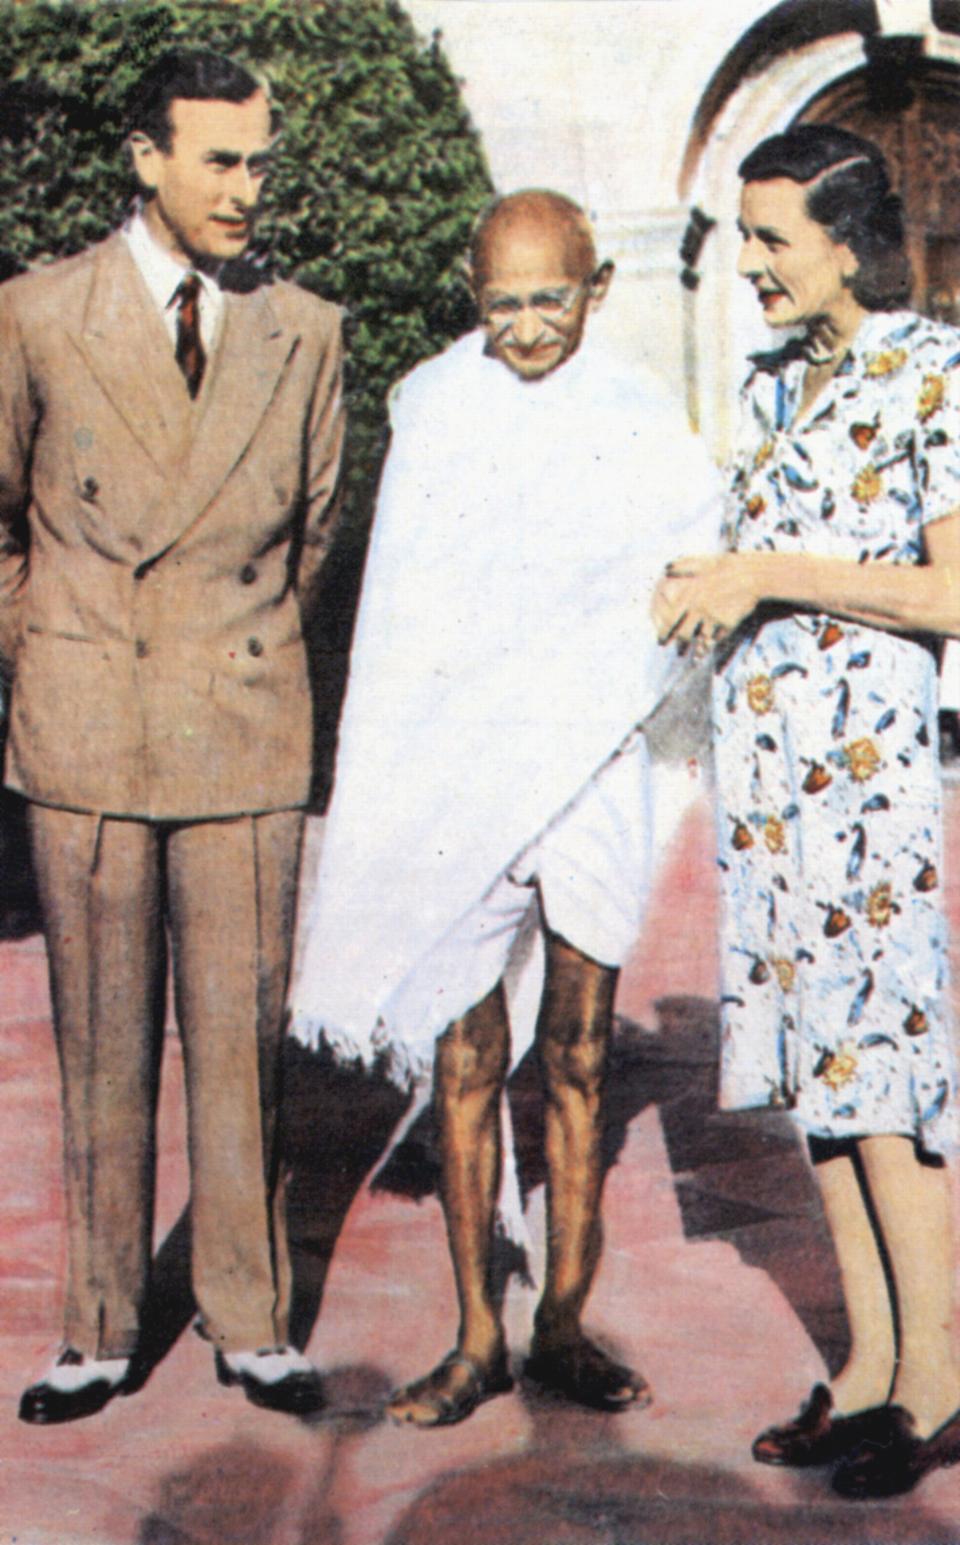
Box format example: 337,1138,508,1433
0,790,958,1544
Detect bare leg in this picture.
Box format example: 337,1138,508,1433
387,984,512,1425
858,1134,960,1437
437,983,511,1365
535,935,611,1338
752,1134,959,1468
812,1146,896,1415
529,934,648,1409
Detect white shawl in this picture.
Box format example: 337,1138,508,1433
290,330,720,1072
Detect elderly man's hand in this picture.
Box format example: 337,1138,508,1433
652,553,762,654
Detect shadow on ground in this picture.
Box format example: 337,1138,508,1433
133,1376,952,1545
127,995,846,1398
136,1362,391,1545
129,997,846,1383
382,1387,952,1545
615,998,848,1378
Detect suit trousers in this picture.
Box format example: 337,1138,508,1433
28,804,304,1360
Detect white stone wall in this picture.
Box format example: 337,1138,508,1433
404,0,778,409
406,1,763,214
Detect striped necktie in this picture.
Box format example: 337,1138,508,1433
174,273,206,398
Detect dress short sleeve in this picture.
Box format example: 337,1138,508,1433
910,324,960,528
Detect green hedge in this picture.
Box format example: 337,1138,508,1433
0,0,492,515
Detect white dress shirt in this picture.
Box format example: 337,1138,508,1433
124,211,224,353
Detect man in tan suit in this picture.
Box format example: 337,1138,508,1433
4,49,344,1423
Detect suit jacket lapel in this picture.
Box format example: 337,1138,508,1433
69,234,191,474
141,286,300,561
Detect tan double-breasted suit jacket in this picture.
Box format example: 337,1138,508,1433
0,232,345,1360
0,231,344,819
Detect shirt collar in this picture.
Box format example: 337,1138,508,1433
124,210,221,315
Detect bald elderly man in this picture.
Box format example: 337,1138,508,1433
290,190,719,1425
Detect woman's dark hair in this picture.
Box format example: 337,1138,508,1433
738,124,910,312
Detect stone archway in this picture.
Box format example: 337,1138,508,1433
679,3,960,457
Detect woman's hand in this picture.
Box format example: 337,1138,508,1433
652,553,763,651
655,519,960,647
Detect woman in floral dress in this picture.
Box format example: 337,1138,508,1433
654,125,960,1499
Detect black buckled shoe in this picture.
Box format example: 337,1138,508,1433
832,1403,960,1498
214,1347,325,1416
751,1384,888,1467
18,1349,129,1425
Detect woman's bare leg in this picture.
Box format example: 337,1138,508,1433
858,1134,960,1437
812,1145,896,1415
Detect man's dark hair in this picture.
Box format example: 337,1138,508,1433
739,124,910,312
126,48,264,152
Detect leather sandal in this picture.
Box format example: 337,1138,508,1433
832,1403,960,1498
386,1348,514,1428
524,1334,651,1412
751,1384,889,1467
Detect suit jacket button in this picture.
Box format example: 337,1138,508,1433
135,639,149,659
247,637,263,657
80,476,99,501
240,564,257,585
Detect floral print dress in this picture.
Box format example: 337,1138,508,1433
715,310,958,1154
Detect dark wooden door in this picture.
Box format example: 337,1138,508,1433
800,60,960,322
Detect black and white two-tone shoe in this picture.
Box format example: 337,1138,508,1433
214,1346,325,1416
19,1348,130,1425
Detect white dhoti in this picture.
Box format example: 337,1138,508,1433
378,733,653,1076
